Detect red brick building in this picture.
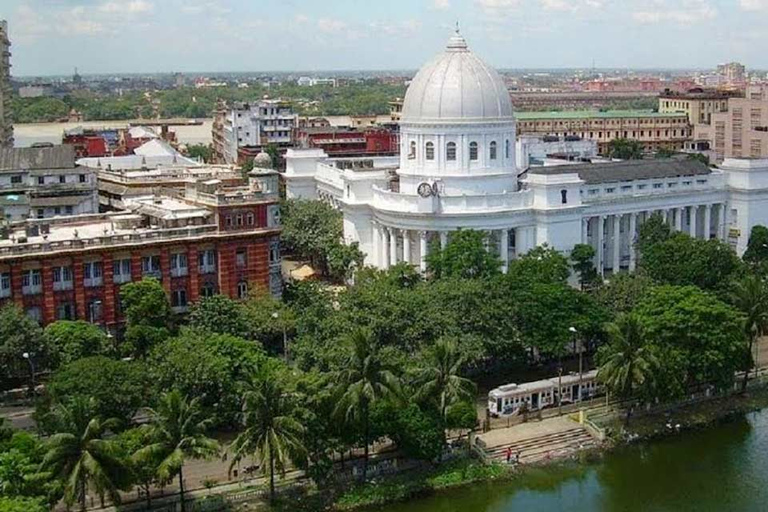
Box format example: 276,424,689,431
296,127,398,157
0,171,282,333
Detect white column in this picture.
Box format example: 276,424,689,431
381,227,390,270
597,216,605,276
403,230,411,265
389,228,398,267
674,207,683,231
690,205,698,239
720,202,729,240
704,204,712,240
613,214,621,273
582,218,588,244
629,212,638,271
419,232,428,273
500,229,509,273
371,223,380,267
662,209,669,224
440,231,448,250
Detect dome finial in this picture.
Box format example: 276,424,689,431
447,24,468,52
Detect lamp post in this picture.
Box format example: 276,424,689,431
272,311,288,362
22,352,35,396
570,326,581,403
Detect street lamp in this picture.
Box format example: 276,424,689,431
22,352,35,396
569,327,582,404
272,311,289,362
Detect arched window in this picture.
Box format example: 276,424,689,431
561,189,568,204
469,142,478,161
237,280,248,300
246,212,254,225
425,142,435,160
408,141,416,160
446,142,457,161
505,140,510,159
490,141,497,160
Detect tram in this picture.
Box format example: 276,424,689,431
488,369,601,417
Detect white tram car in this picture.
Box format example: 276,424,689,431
488,369,601,417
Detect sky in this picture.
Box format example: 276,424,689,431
3,0,768,76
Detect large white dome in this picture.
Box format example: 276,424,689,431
401,31,513,124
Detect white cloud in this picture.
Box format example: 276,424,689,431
316,18,348,33
540,0,606,10
99,0,154,14
740,0,768,10
475,0,523,8
181,1,231,15
369,19,423,36
433,0,451,8
632,0,716,24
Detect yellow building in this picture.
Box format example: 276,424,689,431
515,110,691,155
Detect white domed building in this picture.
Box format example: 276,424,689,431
285,31,768,273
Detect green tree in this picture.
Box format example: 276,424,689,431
506,245,571,285
185,144,212,163
334,329,401,481
135,390,219,512
411,338,476,423
640,233,742,292
570,243,599,290
595,272,655,315
635,212,671,259
654,147,675,158
730,275,768,391
0,305,46,390
188,295,253,340
116,428,163,510
636,286,746,391
373,401,444,462
265,143,281,169
41,398,130,511
42,357,148,431
244,289,297,356
427,230,502,280
43,321,112,369
597,314,660,425
148,330,265,423
743,225,768,269
0,497,48,512
229,366,307,501
608,138,643,160
687,152,711,166
120,278,173,358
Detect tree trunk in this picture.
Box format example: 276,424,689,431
269,448,276,502
79,474,86,512
178,466,186,512
624,406,632,428
145,483,152,510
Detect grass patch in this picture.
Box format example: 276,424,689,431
334,459,508,510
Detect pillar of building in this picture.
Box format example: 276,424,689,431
720,202,729,240
41,263,55,325
10,263,24,308
662,209,669,224
102,253,116,327
629,212,638,271
188,246,200,303
597,216,605,276
690,205,698,239
419,232,428,273
403,230,411,265
371,222,380,268
389,228,398,267
500,229,509,273
160,249,171,295
613,214,621,273
675,207,683,231
704,204,712,240
440,231,448,250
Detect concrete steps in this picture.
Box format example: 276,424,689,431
484,427,596,464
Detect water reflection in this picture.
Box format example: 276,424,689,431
378,410,768,512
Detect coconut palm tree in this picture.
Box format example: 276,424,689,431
334,328,401,481
597,313,660,426
229,367,306,502
731,274,768,392
135,390,219,512
41,397,130,511
411,338,476,423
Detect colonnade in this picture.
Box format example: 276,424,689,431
584,202,728,275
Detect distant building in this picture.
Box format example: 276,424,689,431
0,21,12,149
296,126,398,158
717,62,746,85
516,135,599,170
659,88,741,152
173,72,185,88
389,99,404,123
0,169,282,330
212,100,297,164
297,77,336,87
0,145,98,221
712,85,768,161
515,110,691,155
18,84,54,98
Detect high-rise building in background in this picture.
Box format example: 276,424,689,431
0,21,13,149
717,62,746,85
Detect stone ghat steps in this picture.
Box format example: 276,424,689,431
485,427,596,464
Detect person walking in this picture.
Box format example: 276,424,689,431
505,446,512,464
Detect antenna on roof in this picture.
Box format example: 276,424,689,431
455,21,460,34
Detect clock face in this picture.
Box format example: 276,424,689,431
418,182,433,198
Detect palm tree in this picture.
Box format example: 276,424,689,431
731,274,768,392
411,338,476,423
229,367,307,502
135,390,219,512
334,329,401,481
597,313,660,426
41,397,130,511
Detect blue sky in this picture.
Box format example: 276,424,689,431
3,0,768,76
